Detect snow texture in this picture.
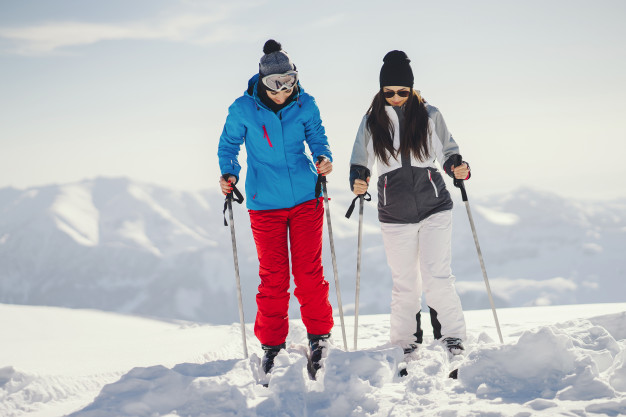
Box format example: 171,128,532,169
1,303,626,417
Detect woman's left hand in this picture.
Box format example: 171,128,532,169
316,158,333,176
452,163,469,180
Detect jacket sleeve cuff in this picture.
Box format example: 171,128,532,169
443,155,470,180
222,173,239,184
349,165,370,191
443,156,456,178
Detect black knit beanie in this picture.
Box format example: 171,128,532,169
379,50,414,88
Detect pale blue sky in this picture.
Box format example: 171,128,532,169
1,0,625,199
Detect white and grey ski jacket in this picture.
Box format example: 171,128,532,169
349,104,465,224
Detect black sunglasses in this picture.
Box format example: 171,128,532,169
383,89,411,99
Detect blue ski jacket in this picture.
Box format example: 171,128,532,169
218,74,332,211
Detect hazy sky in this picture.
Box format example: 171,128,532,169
1,0,625,200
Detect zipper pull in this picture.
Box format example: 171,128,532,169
262,125,273,148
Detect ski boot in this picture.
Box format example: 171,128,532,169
261,343,286,375
307,333,330,379
398,343,420,377
441,337,465,355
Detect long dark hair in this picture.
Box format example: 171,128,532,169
366,89,430,165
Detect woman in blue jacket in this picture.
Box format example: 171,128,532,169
218,40,334,376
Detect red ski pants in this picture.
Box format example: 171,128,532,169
249,198,334,346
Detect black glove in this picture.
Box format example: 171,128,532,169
443,155,471,180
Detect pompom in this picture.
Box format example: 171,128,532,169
383,50,410,64
263,39,282,54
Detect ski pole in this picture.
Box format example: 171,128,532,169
222,175,248,358
345,168,371,350
452,156,504,344
317,157,348,351
354,194,364,351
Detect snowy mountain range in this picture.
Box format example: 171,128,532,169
0,177,624,324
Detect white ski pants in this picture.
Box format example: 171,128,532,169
381,210,466,347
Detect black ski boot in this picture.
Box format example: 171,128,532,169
442,337,465,355
307,333,330,379
261,343,286,375
398,343,420,377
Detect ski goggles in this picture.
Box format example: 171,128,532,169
262,71,298,91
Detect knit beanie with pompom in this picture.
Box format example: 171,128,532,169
259,39,296,76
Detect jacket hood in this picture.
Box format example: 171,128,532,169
246,74,260,96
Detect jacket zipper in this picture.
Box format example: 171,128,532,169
428,169,439,198
262,125,273,148
384,176,388,205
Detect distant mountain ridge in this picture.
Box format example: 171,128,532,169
0,178,624,324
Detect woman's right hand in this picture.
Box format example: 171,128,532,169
219,175,237,195
352,178,370,196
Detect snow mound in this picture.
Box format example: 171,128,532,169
68,346,403,417
69,361,250,417
458,319,624,402
0,366,111,417
590,311,626,341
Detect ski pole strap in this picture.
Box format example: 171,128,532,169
315,156,327,208
452,154,468,202
315,176,323,208
346,164,371,218
345,192,371,219
222,183,244,226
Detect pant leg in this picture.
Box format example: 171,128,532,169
418,210,466,340
380,222,423,347
249,208,291,346
288,199,334,336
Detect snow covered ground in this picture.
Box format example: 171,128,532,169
2,302,625,417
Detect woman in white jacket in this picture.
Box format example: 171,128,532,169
349,50,470,356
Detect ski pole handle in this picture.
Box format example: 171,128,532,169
355,166,371,202
222,174,244,226
452,155,468,202
317,156,327,184
222,174,243,202
223,174,233,201
356,166,369,195
345,166,371,219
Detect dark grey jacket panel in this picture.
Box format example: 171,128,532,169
377,166,452,224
